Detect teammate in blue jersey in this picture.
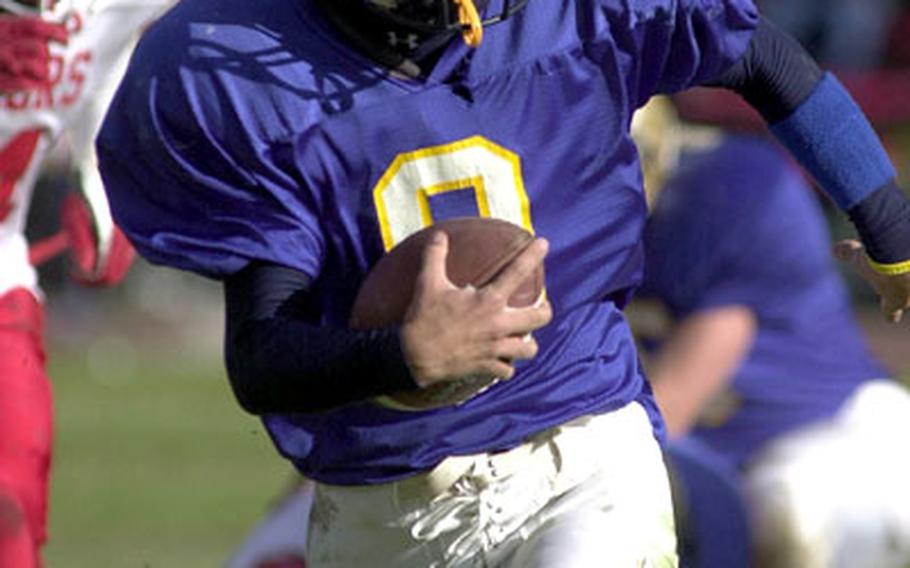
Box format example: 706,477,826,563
632,99,910,567
630,100,910,568
95,0,910,565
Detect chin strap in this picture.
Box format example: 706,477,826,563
455,0,482,47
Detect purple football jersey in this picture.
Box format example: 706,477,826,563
98,0,758,483
640,135,887,469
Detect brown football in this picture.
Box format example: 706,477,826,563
349,217,545,410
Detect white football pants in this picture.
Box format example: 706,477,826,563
744,380,910,568
306,402,678,567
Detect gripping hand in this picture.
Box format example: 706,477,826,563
401,231,552,389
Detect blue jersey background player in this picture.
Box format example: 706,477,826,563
95,0,910,565
633,107,910,567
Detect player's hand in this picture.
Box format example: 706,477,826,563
400,231,552,388
0,14,68,93
61,192,136,287
834,239,910,324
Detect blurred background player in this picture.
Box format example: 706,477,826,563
0,0,171,565
630,98,910,567
97,0,910,565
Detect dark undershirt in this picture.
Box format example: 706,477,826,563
223,263,414,414
710,18,822,122
223,16,898,415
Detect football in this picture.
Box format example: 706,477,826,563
349,217,545,411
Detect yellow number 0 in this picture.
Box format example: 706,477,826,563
373,135,535,250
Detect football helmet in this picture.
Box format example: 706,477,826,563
631,97,681,207
631,97,724,208
362,0,529,46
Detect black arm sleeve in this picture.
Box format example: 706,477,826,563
710,16,823,123
848,182,910,265
223,262,418,415
712,18,910,265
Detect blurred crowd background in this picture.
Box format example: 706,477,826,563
21,0,910,565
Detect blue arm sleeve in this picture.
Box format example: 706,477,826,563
768,74,896,211
766,76,910,269
710,17,910,269
712,17,895,211
223,263,417,414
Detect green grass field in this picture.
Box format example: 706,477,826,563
43,323,290,567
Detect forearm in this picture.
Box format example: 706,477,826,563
713,17,910,270
647,306,756,438
226,319,415,414
848,183,910,270
650,364,718,439
223,262,416,414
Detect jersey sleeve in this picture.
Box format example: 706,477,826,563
96,15,326,280
642,136,830,321
617,0,759,106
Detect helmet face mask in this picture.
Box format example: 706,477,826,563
361,0,529,35
363,0,457,33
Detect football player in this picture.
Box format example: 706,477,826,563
632,98,910,567
0,0,171,565
96,0,910,565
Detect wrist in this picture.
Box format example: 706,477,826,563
848,182,910,275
